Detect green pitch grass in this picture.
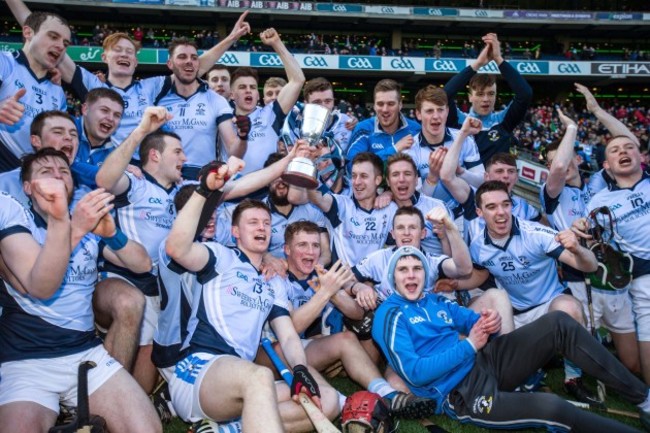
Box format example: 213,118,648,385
162,368,644,432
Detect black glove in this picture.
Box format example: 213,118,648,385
291,364,320,400
343,309,375,340
235,115,251,140
196,161,228,198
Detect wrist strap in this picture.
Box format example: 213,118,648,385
103,229,128,251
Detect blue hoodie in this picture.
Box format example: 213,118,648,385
372,291,480,413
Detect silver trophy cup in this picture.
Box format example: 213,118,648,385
281,104,331,189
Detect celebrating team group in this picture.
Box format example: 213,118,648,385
0,2,649,432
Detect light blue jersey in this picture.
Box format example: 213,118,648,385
541,180,593,233
158,80,234,172
0,51,66,162
468,217,565,310
323,192,397,266
266,199,327,258
353,246,448,301
103,172,178,296
69,66,165,147
181,243,290,361
153,240,196,369
406,129,482,181
0,206,101,363
0,169,25,206
239,103,287,176
464,189,541,244
389,192,452,256
588,174,650,278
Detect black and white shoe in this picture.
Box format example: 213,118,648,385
385,391,437,419
564,378,605,408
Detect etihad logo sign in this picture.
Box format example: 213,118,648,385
591,63,650,75
339,56,380,70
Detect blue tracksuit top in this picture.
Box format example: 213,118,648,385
372,292,480,413
345,114,421,171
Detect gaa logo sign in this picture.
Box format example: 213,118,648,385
304,56,328,68
474,9,488,17
381,6,394,13
218,53,239,65
479,62,500,73
390,58,415,70
256,54,283,67
558,63,581,74
333,4,347,11
430,60,459,72
516,62,542,74
346,57,375,69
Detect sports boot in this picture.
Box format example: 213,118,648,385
564,378,605,409
385,391,437,419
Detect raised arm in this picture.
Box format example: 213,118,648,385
94,211,152,274
166,158,244,272
556,229,598,273
306,187,334,213
260,28,305,115
426,208,473,278
223,142,309,199
2,179,71,299
440,117,481,204
544,108,577,199
95,106,171,195
575,83,639,145
198,11,251,77
487,33,533,132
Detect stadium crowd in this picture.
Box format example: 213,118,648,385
1,2,650,433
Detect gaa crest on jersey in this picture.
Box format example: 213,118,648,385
472,395,493,414
195,103,206,116
437,310,452,324
488,130,500,142
518,256,531,269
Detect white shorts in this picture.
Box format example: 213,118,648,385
568,281,635,334
168,352,229,423
629,274,650,341
513,298,554,329
99,271,160,346
0,345,122,412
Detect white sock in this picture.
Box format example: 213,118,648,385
368,378,396,398
338,392,347,411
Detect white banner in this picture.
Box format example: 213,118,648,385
295,54,338,69
549,61,590,75
382,56,425,72
458,9,504,18
365,5,411,15
517,159,549,186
